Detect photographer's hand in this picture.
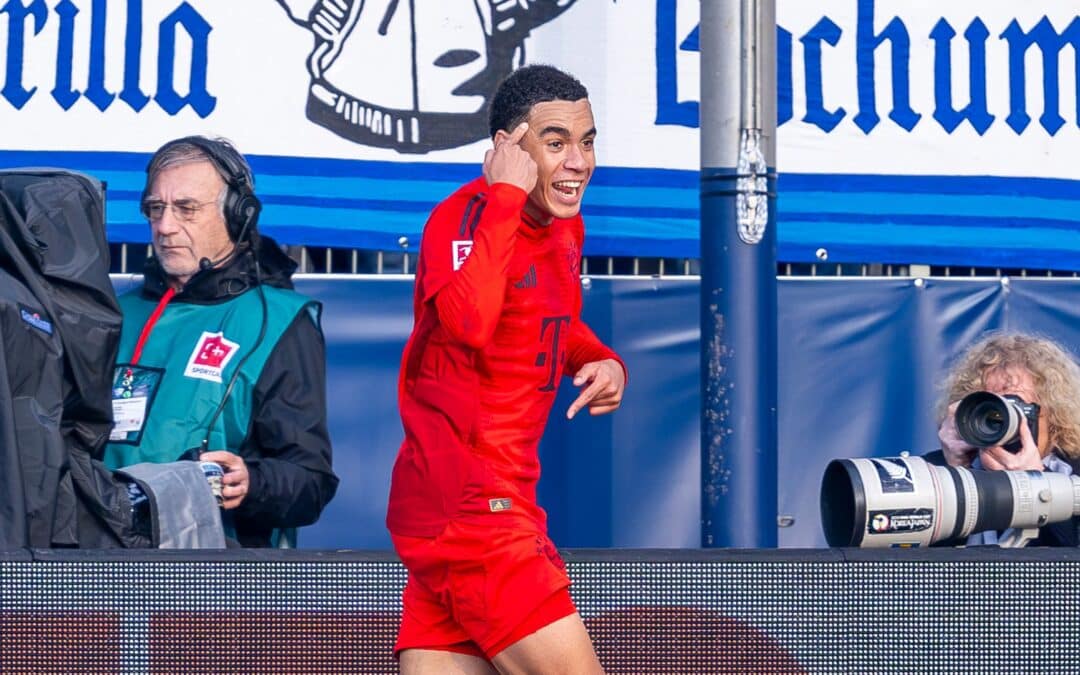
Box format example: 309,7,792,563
939,402,977,468
979,419,1043,472
199,450,250,509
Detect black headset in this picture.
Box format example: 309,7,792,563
145,135,262,244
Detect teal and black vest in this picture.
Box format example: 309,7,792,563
103,286,319,469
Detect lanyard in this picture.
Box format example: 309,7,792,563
130,287,176,366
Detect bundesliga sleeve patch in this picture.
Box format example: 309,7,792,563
452,240,473,270
184,331,240,383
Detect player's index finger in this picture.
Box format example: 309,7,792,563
576,380,604,406
508,122,529,144
567,385,597,419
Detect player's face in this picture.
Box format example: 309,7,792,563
145,161,232,288
519,98,596,222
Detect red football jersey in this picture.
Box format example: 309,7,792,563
386,178,623,537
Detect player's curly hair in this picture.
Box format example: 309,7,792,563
488,64,589,138
937,331,1080,458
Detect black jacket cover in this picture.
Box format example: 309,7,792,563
0,169,147,548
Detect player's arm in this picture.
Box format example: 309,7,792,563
565,320,628,419
427,184,524,348
427,123,537,349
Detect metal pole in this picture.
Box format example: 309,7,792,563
700,0,778,547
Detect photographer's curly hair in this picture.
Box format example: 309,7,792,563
937,332,1080,458
488,64,588,138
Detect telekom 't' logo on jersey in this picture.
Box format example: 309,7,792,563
536,315,570,392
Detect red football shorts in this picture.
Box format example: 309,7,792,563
391,517,575,660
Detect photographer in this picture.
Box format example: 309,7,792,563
927,331,1080,546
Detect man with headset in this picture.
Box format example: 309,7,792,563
102,136,338,547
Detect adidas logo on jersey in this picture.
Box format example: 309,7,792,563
514,264,537,289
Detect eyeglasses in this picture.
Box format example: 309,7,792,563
141,199,216,222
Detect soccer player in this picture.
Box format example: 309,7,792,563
387,65,627,674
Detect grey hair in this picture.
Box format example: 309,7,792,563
144,141,230,218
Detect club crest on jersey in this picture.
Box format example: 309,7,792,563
452,240,473,271
184,331,240,383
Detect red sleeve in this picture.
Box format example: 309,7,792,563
566,320,628,382
417,181,528,349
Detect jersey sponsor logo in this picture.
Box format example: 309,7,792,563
18,305,53,335
489,497,512,512
513,264,537,289
452,239,473,270
536,315,571,392
184,331,240,383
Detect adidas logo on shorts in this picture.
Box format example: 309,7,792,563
489,498,512,512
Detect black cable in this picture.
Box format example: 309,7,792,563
197,241,268,456
198,209,256,272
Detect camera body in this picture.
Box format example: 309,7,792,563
954,391,1040,453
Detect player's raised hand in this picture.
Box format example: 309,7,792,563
566,358,626,419
483,122,537,194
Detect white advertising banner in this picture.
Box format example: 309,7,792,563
1,0,1078,267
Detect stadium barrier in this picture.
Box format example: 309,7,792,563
106,275,1080,550
3,548,1080,673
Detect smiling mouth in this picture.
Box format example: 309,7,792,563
552,180,584,198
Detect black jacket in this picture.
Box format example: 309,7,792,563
0,169,147,549
137,237,339,547
924,449,1080,547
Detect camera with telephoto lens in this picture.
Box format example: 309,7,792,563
954,391,1040,453
821,455,1080,548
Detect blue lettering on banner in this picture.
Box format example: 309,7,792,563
2,0,47,109
800,17,845,133
930,18,993,135
155,3,214,116
2,0,214,117
656,0,1080,137
655,0,698,127
853,0,921,134
777,26,792,126
52,0,78,109
1000,16,1080,136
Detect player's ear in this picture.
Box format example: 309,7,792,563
493,129,510,147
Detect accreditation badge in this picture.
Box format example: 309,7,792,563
109,364,164,444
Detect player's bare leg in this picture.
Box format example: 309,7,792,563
491,613,604,675
399,648,499,675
